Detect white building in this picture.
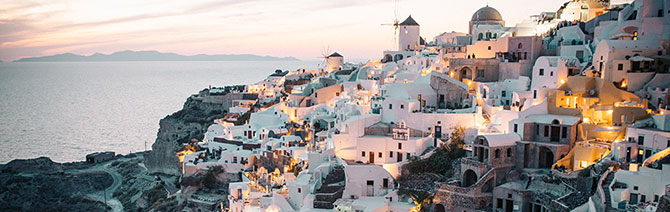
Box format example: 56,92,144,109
530,56,580,90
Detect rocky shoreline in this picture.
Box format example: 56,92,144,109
0,89,225,212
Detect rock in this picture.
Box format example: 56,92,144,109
145,93,226,175
0,158,112,211
1,157,63,174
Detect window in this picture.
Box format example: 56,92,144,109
298,188,301,193
513,124,518,133
550,71,553,76
618,64,624,70
562,127,567,138
488,46,491,50
495,149,501,158
400,104,404,109
336,92,340,96
315,92,318,98
659,9,664,17
507,148,512,157
533,90,537,99
536,124,540,135
544,126,549,137
378,152,382,158
389,104,392,109
539,69,544,76
390,151,394,157
667,140,670,148
398,143,402,149
362,151,366,157
518,43,523,49
502,91,507,97
638,136,644,145
477,70,484,78
634,186,638,190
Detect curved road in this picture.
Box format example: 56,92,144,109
67,160,128,212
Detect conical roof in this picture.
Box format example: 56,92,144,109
399,15,419,26
327,52,343,58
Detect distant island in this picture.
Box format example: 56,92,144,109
14,50,299,62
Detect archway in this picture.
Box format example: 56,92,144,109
435,204,446,212
538,147,554,168
460,67,472,81
463,169,478,187
393,54,404,62
383,54,393,63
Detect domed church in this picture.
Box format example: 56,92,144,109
469,6,508,43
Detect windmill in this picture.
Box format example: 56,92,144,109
317,46,331,67
380,0,400,49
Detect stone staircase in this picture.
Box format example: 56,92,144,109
313,166,345,209
601,171,620,211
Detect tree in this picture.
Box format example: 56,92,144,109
409,190,433,211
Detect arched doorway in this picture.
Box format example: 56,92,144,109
460,67,472,81
463,169,478,187
435,204,446,212
383,54,393,63
393,54,404,62
538,147,554,168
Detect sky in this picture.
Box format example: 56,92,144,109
0,0,569,62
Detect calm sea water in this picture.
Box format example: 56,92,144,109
0,61,316,163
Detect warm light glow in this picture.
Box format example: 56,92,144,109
621,79,627,88
607,110,613,114
583,117,590,123
450,72,454,78
580,160,588,168
560,79,565,84
177,144,198,162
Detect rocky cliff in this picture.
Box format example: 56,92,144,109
144,91,226,175
0,157,112,211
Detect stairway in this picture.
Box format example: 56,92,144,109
601,172,619,211
313,166,345,209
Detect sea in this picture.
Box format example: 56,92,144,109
0,61,316,164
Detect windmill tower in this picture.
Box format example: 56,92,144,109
325,52,343,71
398,15,420,51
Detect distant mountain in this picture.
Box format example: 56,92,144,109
15,50,299,62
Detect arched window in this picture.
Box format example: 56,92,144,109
495,149,501,158
552,119,560,125
478,33,484,40
518,43,523,49
507,148,512,157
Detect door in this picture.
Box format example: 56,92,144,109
550,126,560,142
383,178,389,189
626,147,631,162
366,180,374,196
369,152,374,164
397,152,403,162
505,199,513,212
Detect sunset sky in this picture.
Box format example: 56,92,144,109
0,0,568,62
